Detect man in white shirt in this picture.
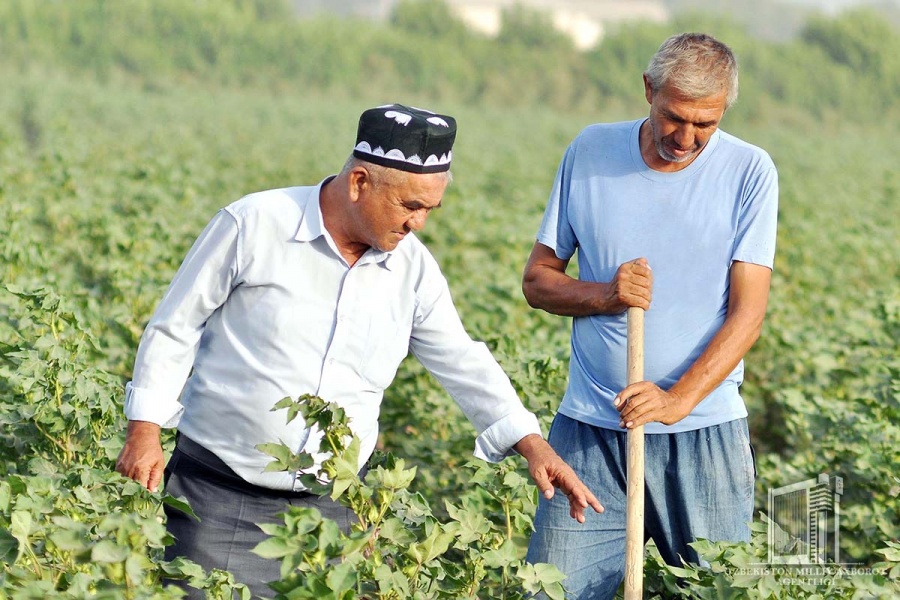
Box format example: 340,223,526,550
115,104,601,598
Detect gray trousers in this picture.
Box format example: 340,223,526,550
163,436,356,599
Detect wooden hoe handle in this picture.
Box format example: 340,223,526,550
624,306,645,599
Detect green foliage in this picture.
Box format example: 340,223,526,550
0,287,249,597
390,0,472,43
0,286,121,469
496,5,573,52
755,296,900,562
0,467,251,598
642,520,900,598
255,396,566,599
802,9,900,100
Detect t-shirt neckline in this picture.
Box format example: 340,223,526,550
630,118,720,182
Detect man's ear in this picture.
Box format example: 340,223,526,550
347,166,371,203
643,73,653,105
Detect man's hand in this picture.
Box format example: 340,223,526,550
514,434,603,523
614,382,692,428
115,420,165,492
602,258,653,313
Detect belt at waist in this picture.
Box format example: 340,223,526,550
173,434,316,499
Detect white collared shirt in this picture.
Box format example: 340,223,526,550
125,179,541,489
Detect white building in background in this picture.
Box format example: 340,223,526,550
292,0,669,50
450,0,668,49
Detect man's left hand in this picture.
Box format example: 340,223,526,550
514,434,604,523
614,382,692,428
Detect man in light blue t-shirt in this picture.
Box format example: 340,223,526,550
525,33,778,599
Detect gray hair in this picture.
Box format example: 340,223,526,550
645,33,739,110
340,156,453,189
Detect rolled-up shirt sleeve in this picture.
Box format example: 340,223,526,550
124,210,240,427
409,257,541,462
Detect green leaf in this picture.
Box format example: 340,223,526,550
530,562,567,585
482,539,519,568
27,457,57,476
877,543,900,562
91,539,130,563
317,518,343,556
0,482,10,512
162,493,198,520
373,563,394,593
502,469,529,489
161,556,207,579
326,562,357,594
445,503,491,544
377,459,417,491
271,397,296,412
517,562,568,596
379,517,416,545
10,511,32,549
756,574,780,597
256,442,294,471
270,396,310,426
417,524,454,563
341,530,372,557
0,529,18,564
283,506,324,536
252,536,294,559
49,526,90,552
329,439,362,500
543,581,566,600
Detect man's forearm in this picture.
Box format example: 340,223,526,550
523,266,616,317
668,262,771,409
522,243,652,317
668,307,765,410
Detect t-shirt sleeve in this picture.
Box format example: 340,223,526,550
733,161,779,269
536,143,578,260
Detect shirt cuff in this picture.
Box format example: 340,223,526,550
473,409,542,463
124,382,184,428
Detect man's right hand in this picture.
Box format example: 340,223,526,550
115,420,165,492
602,258,653,313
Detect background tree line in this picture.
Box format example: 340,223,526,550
2,0,899,124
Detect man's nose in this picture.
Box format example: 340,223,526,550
407,209,429,231
673,125,695,149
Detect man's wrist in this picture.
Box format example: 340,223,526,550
667,385,700,416
126,420,162,438
513,433,547,457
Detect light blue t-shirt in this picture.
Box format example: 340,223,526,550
537,119,778,433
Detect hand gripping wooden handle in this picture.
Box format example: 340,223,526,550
624,306,645,599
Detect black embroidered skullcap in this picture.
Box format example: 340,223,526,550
353,104,456,174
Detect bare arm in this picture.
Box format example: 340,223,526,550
616,261,772,427
522,241,652,316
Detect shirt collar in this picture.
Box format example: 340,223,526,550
293,176,396,270
293,177,331,243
